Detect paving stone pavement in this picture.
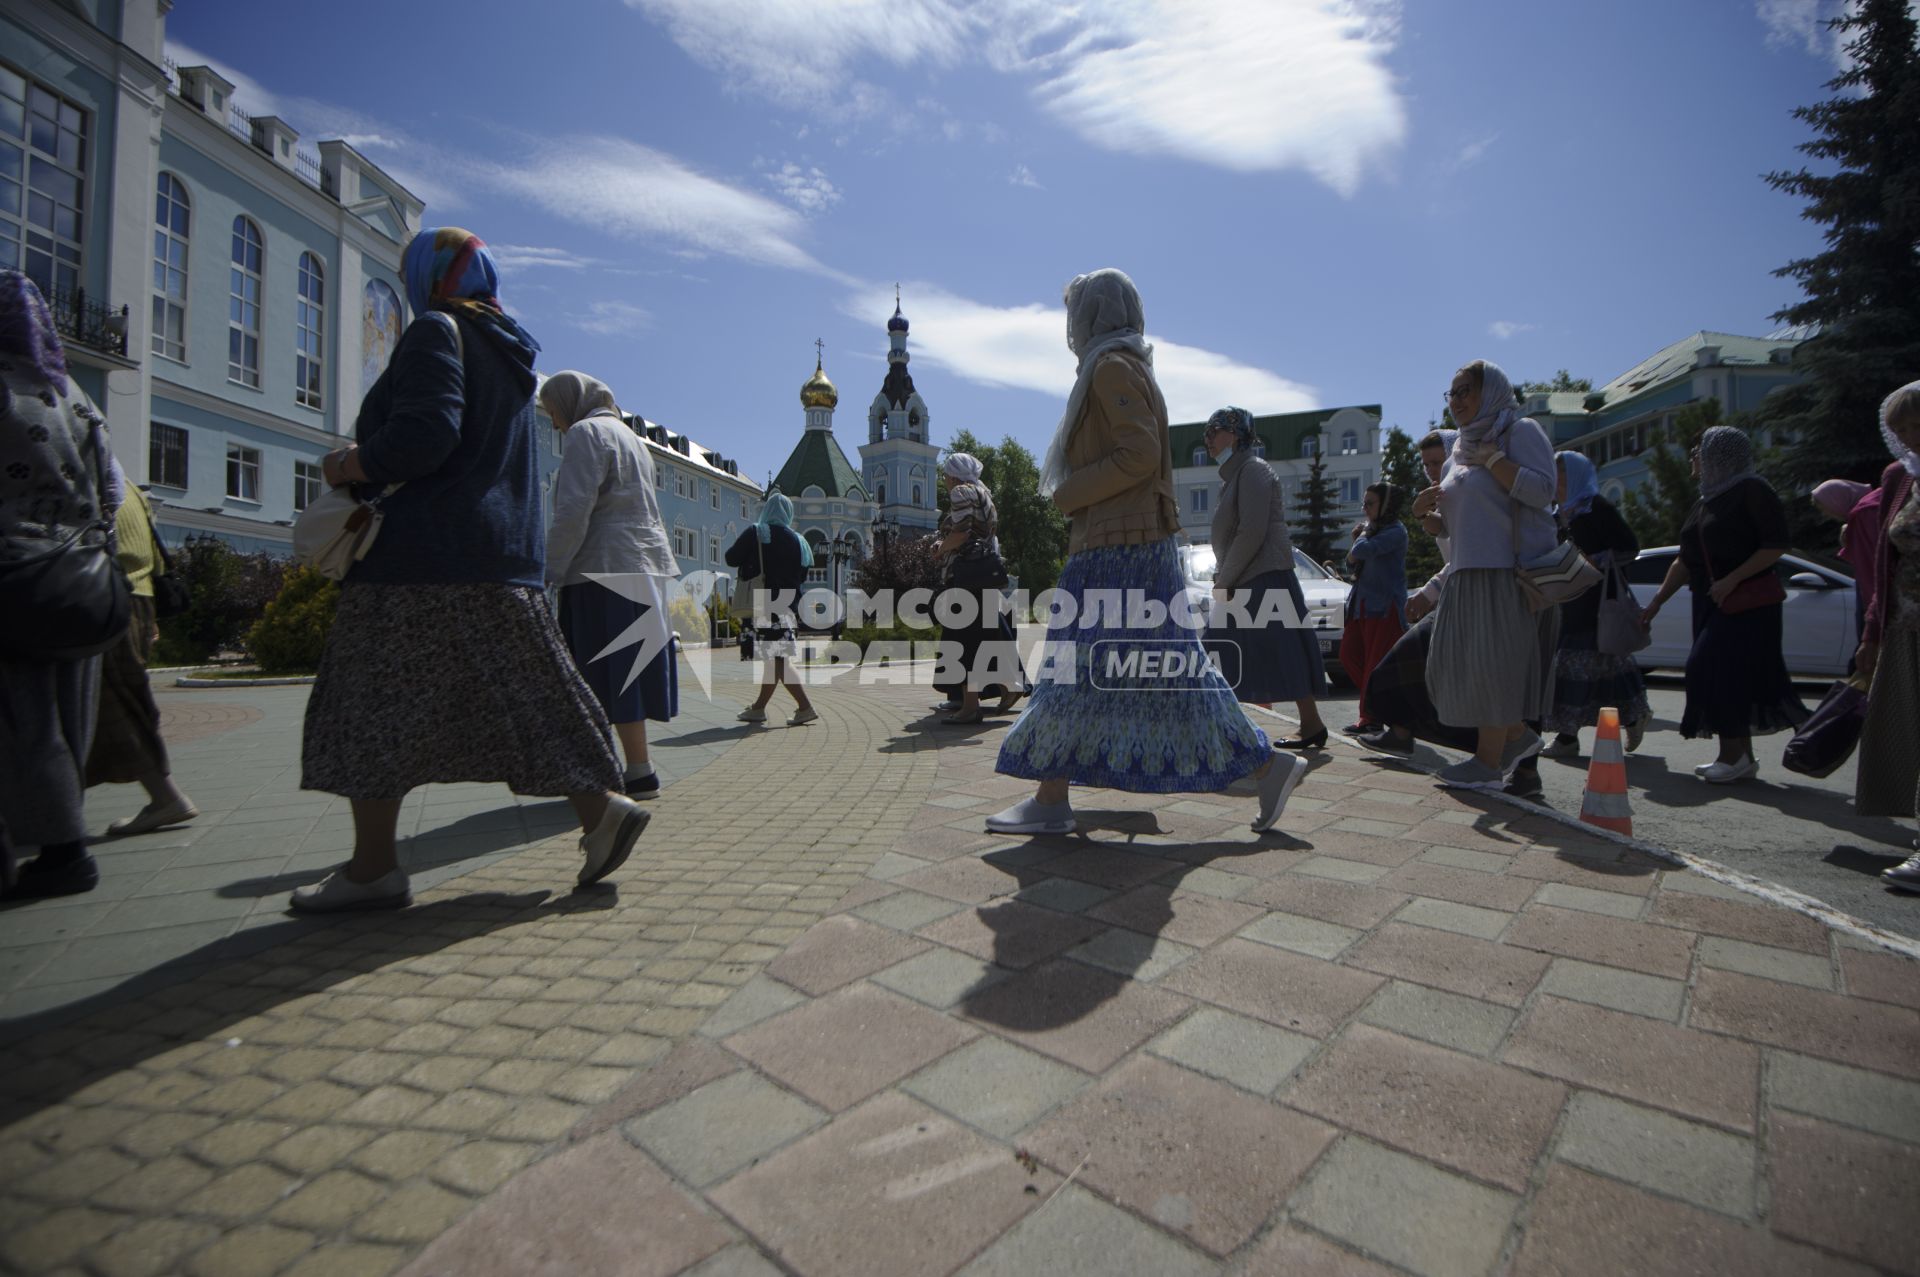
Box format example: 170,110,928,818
3,663,1920,1276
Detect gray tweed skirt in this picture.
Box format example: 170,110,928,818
1429,568,1560,727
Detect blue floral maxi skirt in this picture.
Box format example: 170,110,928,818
996,539,1270,792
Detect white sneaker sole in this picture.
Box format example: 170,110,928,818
1253,757,1306,832
289,887,411,914
985,818,1076,836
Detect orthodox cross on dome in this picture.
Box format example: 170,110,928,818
814,336,825,367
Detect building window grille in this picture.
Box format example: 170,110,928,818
151,173,189,360
0,66,87,301
228,217,263,386
150,423,188,489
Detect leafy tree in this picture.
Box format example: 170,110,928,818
1757,0,1920,493
1379,427,1443,588
851,530,943,598
155,537,289,665
1519,370,1594,395
1289,436,1341,565
942,429,1069,593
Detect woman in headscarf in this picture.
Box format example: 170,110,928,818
931,451,1027,724
1855,382,1920,889
725,491,818,726
87,456,198,834
541,370,680,799
1340,479,1408,736
1639,425,1806,783
1535,450,1648,760
293,229,647,912
1814,477,1886,651
1424,360,1561,790
0,272,118,898
988,270,1306,836
1198,405,1330,744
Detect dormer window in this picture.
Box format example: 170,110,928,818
1191,448,1207,466
1341,431,1358,455
1301,436,1318,458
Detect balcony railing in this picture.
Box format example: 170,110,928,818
49,287,130,358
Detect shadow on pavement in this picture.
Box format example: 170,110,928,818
1623,751,1913,844
1826,844,1912,877
209,807,572,898
0,887,618,1122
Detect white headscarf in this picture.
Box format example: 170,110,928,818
1451,361,1523,464
539,370,620,428
1881,380,1920,478
1039,269,1153,498
942,452,984,483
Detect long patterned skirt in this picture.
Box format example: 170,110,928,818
996,538,1269,792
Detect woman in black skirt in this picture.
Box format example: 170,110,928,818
1199,406,1330,746
931,453,1027,723
1639,426,1806,783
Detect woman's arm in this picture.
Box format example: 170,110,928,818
1640,557,1690,626
1706,548,1784,607
544,427,604,585
353,316,465,484
1480,421,1555,509
932,527,970,557
1050,357,1162,514
1214,463,1271,588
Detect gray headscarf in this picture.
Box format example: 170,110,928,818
942,452,984,483
1881,380,1920,479
1039,269,1153,497
1452,361,1522,464
1697,425,1759,501
538,370,620,428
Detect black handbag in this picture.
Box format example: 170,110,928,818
150,522,190,619
0,423,132,661
948,540,1010,590
1783,675,1869,779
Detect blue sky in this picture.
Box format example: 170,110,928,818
166,0,1861,481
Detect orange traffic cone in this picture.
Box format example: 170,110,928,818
1580,706,1632,836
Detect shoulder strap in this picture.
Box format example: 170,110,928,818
430,310,465,364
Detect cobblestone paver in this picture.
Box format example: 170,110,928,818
5,666,1919,1276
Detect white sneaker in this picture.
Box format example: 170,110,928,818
788,707,819,726
579,794,650,887
289,866,411,914
1701,757,1759,785
1540,735,1580,760
107,797,199,836
1253,752,1308,832
1693,761,1715,778
986,799,1075,835
737,706,767,723
1884,852,1920,892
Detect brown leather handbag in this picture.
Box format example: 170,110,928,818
1697,524,1785,614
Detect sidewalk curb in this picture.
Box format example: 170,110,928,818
1248,706,1920,962
173,674,316,687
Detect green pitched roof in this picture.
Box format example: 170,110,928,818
772,430,868,500
1166,405,1383,465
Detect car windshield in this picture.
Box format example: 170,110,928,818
1292,549,1334,580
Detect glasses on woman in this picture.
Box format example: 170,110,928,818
1444,387,1471,403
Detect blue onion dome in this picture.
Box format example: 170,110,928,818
888,304,909,334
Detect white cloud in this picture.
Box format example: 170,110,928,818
1450,134,1498,172
1756,0,1854,70
765,162,842,213
624,0,1406,193
492,244,599,272
1488,320,1534,340
1008,163,1043,188
572,300,654,337
836,282,1318,421
488,138,842,279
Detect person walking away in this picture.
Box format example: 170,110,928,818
293,229,646,912
931,453,1028,723
1356,431,1480,760
989,270,1306,835
1536,451,1650,760
1341,481,1408,735
1198,406,1330,746
725,493,819,726
1425,360,1560,790
1638,426,1807,783
1855,382,1920,889
541,371,680,799
0,273,118,898
87,465,197,832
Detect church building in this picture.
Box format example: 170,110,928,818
859,296,941,542
769,344,878,597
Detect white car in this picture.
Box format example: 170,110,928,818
1178,543,1351,675
1619,546,1858,678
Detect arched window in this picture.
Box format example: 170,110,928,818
1191,447,1207,466
1341,431,1358,455
877,481,887,505
912,483,922,505
805,531,829,584
228,216,263,386
296,252,324,409
151,173,189,360
1300,435,1318,458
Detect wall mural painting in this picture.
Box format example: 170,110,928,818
361,278,404,396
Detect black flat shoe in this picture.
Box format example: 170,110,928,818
6,851,99,900
1272,728,1329,751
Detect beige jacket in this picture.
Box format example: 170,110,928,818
1210,447,1295,589
1051,352,1180,555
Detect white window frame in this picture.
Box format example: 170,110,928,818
1191,448,1207,466
150,422,188,489
655,460,667,490
710,483,720,510
294,459,323,511
1341,431,1358,455
709,535,720,563
226,443,261,502
228,216,263,387
150,172,189,361
296,251,325,409
1189,488,1209,514
1300,435,1318,458
0,66,87,302
1339,476,1362,504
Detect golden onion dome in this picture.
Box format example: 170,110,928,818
800,361,838,410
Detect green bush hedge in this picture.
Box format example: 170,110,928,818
246,566,339,673
155,537,289,665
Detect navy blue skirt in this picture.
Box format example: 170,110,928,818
1203,569,1329,703
558,580,679,724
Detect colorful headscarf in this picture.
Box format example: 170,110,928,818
1697,425,1759,501
1207,406,1259,452
1452,361,1522,464
755,492,814,568
1554,450,1599,525
0,271,68,394
400,227,541,358
1880,380,1920,478
539,371,620,428
1040,269,1154,497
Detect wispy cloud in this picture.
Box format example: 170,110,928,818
492,244,600,272
1448,134,1498,173
572,300,654,337
1008,163,1043,188
488,138,844,280
624,0,1406,194
837,282,1319,421
764,162,842,213
1488,320,1535,341
1755,0,1854,70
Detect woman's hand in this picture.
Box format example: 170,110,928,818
1639,597,1664,629
1411,486,1441,518
1406,593,1435,623
321,448,353,487
1420,513,1446,537
1350,521,1368,543
1707,575,1740,609
1856,640,1879,682
1459,439,1499,467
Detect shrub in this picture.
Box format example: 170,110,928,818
246,566,339,673
155,537,289,665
